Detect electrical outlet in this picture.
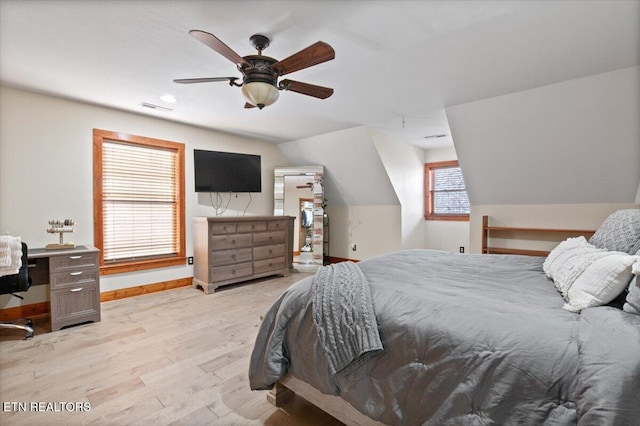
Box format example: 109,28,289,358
187,256,194,265
459,247,465,253
351,243,357,252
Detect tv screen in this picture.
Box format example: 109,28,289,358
194,150,262,193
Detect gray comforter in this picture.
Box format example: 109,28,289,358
249,249,640,425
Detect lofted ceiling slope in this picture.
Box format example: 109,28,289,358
278,126,399,206
448,67,640,206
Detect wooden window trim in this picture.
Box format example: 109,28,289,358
93,129,186,275
424,160,469,222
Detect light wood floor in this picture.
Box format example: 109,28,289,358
0,273,345,426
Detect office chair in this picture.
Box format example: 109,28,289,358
0,242,34,339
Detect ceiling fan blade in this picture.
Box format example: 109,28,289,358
272,41,335,76
173,77,239,84
189,30,251,67
279,79,334,99
244,102,256,109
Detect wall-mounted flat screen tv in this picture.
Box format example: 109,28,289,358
194,149,262,193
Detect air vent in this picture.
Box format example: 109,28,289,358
139,102,173,112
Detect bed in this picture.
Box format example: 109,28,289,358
249,210,640,425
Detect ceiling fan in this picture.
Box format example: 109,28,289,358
174,30,335,109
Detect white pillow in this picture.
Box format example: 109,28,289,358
563,255,639,313
543,236,588,277
543,237,607,297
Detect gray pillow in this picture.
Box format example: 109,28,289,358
589,209,640,255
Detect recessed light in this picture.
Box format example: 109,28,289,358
160,94,178,103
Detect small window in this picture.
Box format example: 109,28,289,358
93,129,186,275
424,160,470,221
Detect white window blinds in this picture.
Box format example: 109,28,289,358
432,166,470,215
102,140,178,263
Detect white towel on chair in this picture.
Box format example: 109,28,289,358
0,236,22,276
0,237,10,267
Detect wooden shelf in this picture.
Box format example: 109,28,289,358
482,225,595,234
481,215,596,256
482,247,550,257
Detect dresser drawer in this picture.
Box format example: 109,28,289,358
253,257,286,275
50,268,99,290
253,230,286,245
253,244,285,260
267,220,288,231
210,222,237,235
50,281,100,330
211,248,251,266
211,262,253,283
211,233,253,250
49,253,98,272
238,221,267,233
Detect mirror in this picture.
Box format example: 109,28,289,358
299,197,314,253
274,166,324,266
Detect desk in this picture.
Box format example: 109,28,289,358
28,245,101,331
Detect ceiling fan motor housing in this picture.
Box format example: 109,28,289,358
241,56,278,85
240,55,279,108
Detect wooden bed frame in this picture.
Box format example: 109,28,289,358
266,216,597,425
269,375,384,426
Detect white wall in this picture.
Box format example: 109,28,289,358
447,66,640,206
423,147,471,253
325,205,401,260
369,128,426,251
0,86,288,307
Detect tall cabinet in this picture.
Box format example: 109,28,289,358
192,216,295,294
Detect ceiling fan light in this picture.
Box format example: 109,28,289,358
242,81,279,109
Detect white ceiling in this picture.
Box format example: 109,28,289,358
1,0,638,149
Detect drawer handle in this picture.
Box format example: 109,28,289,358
269,236,273,240
269,263,273,267
69,255,83,260
231,254,236,259
231,240,236,244
268,249,273,254
70,287,83,292
232,269,236,275
69,271,83,276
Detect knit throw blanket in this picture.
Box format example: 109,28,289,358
311,261,383,375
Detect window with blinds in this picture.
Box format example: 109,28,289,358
93,129,186,275
424,160,470,221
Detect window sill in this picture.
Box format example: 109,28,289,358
100,256,186,275
424,215,470,222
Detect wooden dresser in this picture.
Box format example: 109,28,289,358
192,216,295,293
28,245,101,331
